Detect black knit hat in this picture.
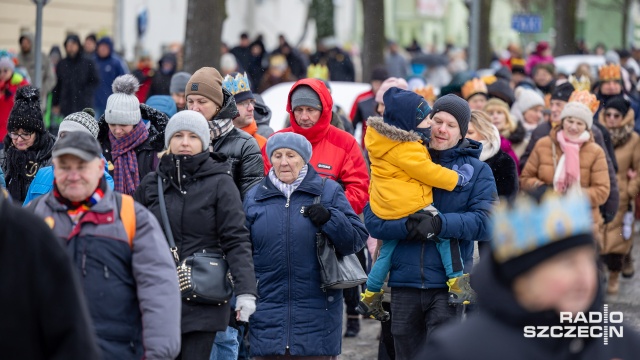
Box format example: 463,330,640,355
487,79,515,107
7,86,44,134
371,66,389,81
604,95,630,116
429,94,471,137
551,82,575,102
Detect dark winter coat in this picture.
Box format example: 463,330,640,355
310,47,355,82
364,139,497,289
243,166,368,357
52,52,99,116
98,103,168,182
485,150,518,199
424,256,640,359
211,90,264,198
134,151,257,334
0,195,100,360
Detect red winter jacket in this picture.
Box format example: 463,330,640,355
262,78,369,214
0,72,29,139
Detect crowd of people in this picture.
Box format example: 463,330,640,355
3,31,640,360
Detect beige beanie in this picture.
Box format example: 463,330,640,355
185,67,224,110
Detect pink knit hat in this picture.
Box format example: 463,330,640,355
375,77,409,104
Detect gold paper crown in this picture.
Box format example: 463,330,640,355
568,75,591,92
461,78,488,100
413,85,436,105
598,64,621,82
568,90,599,114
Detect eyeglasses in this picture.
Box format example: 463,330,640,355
237,100,256,108
9,131,34,140
605,112,622,119
0,68,11,73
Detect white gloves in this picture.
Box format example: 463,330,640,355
622,211,634,240
235,294,257,322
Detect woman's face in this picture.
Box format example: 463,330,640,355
562,117,588,141
487,108,507,131
271,148,305,184
9,128,35,150
465,122,485,142
108,124,135,139
513,246,598,315
169,130,203,155
187,94,218,120
0,67,12,82
467,94,487,111
604,108,624,128
523,106,544,125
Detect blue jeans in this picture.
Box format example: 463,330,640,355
209,326,238,360
367,238,463,293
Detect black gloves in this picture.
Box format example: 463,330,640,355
304,204,331,226
406,213,442,242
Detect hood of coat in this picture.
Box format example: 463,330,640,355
98,103,169,152
599,107,635,148
254,96,272,126
96,37,114,59
506,120,526,145
286,78,334,145
365,116,422,159
158,150,231,187
213,87,240,122
428,138,482,163
382,87,425,133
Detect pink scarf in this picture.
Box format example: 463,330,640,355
554,130,589,193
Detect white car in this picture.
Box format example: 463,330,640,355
260,81,371,132
554,55,605,79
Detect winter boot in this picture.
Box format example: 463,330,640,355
622,251,635,278
447,274,477,306
356,290,390,322
344,316,360,337
607,271,621,295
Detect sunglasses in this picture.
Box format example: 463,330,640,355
604,112,622,119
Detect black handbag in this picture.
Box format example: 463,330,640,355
157,176,233,305
314,178,367,290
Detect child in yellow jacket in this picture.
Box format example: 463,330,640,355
357,87,476,321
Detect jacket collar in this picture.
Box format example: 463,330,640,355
254,165,324,201
428,138,482,163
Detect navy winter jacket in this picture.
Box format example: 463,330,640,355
93,37,128,115
364,139,497,289
243,166,368,357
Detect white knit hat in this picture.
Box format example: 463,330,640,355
560,102,594,129
105,74,141,125
164,110,211,152
510,87,545,123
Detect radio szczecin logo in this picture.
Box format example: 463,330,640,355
523,305,623,345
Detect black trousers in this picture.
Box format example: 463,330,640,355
177,331,216,360
378,302,395,360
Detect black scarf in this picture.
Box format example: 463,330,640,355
2,132,55,202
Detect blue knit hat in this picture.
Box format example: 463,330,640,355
266,132,313,164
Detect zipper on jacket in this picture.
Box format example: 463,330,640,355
285,195,291,208
176,159,182,191
285,194,292,350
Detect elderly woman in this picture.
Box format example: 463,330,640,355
483,98,519,168
0,86,55,202
98,74,167,195
521,101,610,235
598,96,640,294
243,132,368,360
134,110,257,360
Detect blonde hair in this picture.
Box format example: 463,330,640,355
470,110,500,145
483,98,517,135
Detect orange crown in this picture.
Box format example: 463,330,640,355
568,90,599,114
413,85,436,105
461,78,488,100
598,64,621,82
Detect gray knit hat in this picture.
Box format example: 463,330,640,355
290,85,322,111
59,108,99,139
266,132,313,164
164,110,211,152
105,74,142,126
560,102,594,130
429,94,471,137
170,71,192,94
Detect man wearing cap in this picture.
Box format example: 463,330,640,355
27,131,181,360
364,94,497,360
23,108,115,205
52,34,99,118
170,71,191,111
222,72,267,148
186,67,263,198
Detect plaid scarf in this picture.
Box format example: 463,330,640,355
208,118,234,141
53,178,106,224
268,165,308,199
108,120,149,195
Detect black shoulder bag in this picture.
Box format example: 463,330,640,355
157,175,233,305
315,178,368,290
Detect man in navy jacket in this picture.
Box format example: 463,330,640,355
364,94,498,360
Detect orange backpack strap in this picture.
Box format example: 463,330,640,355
119,194,136,248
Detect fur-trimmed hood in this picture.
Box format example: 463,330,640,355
366,116,421,142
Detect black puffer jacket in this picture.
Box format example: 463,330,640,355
52,52,99,116
134,151,257,334
211,89,264,198
98,103,169,181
